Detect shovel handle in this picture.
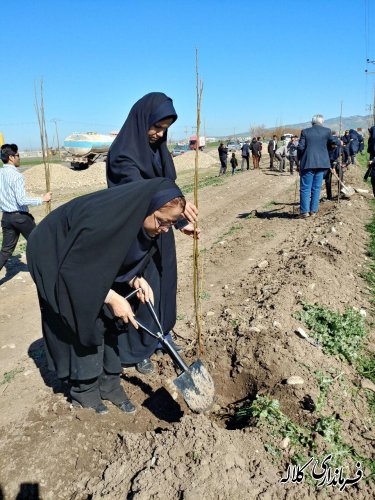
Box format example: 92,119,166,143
330,168,348,190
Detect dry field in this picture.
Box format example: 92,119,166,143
0,151,374,499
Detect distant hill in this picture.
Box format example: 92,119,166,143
285,115,372,132
230,115,373,139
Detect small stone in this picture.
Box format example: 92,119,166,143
309,283,316,290
258,260,269,269
331,227,337,234
223,284,229,290
362,431,375,440
280,437,290,449
8,343,15,349
319,239,328,246
249,326,261,333
23,370,33,376
211,404,221,412
171,391,178,400
206,311,215,316
338,221,343,226
296,327,308,339
286,376,304,385
361,378,375,393
219,240,226,245
359,309,367,318
273,321,282,330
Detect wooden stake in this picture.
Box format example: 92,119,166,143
34,79,51,214
193,49,204,354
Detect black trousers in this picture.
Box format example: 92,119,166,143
325,163,343,200
371,176,375,197
289,157,299,174
0,211,36,270
269,151,276,168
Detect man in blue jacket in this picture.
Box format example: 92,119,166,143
297,115,331,218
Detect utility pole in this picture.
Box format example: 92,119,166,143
184,125,189,144
51,118,61,159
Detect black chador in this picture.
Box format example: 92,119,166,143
106,92,179,364
27,179,182,408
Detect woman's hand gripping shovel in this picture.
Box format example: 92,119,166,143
127,290,215,413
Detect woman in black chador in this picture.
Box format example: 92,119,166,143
107,92,198,374
27,178,185,414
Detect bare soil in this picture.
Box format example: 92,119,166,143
0,156,374,499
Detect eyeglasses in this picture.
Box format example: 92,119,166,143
154,215,188,230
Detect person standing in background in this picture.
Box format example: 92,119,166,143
268,135,277,169
0,143,51,272
297,115,331,218
218,142,228,175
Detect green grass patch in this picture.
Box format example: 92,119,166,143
262,231,275,238
1,367,24,385
262,200,277,209
181,175,224,194
199,290,210,300
294,302,366,363
235,395,374,478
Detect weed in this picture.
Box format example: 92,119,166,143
199,291,210,300
236,395,374,478
357,354,375,384
181,175,224,194
176,313,185,321
262,232,275,238
1,367,24,385
223,224,242,237
314,370,340,413
263,200,277,209
294,302,366,363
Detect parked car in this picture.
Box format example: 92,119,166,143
227,142,240,151
172,144,189,157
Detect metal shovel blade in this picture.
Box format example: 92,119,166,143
173,359,215,413
340,185,355,197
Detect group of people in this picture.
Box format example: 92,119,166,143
0,93,200,415
218,137,263,175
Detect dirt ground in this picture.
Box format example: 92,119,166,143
0,153,374,499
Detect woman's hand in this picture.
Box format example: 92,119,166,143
106,291,138,329
132,276,154,304
183,201,198,224
180,222,201,239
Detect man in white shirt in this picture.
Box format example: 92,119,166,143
0,143,51,271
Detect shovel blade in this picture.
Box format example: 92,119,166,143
340,186,355,197
173,359,215,413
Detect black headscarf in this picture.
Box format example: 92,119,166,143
27,178,182,348
106,92,177,186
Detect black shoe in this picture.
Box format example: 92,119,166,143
115,398,136,414
136,358,155,374
72,400,109,415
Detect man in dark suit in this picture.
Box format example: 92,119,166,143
297,115,331,218
267,135,278,169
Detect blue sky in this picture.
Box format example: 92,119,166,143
1,0,374,149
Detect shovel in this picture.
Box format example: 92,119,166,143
131,296,215,413
330,168,355,197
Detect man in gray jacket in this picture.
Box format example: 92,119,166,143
297,115,331,218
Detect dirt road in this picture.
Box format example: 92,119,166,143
0,159,374,499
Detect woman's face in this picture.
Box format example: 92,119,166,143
148,117,174,144
143,203,183,237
